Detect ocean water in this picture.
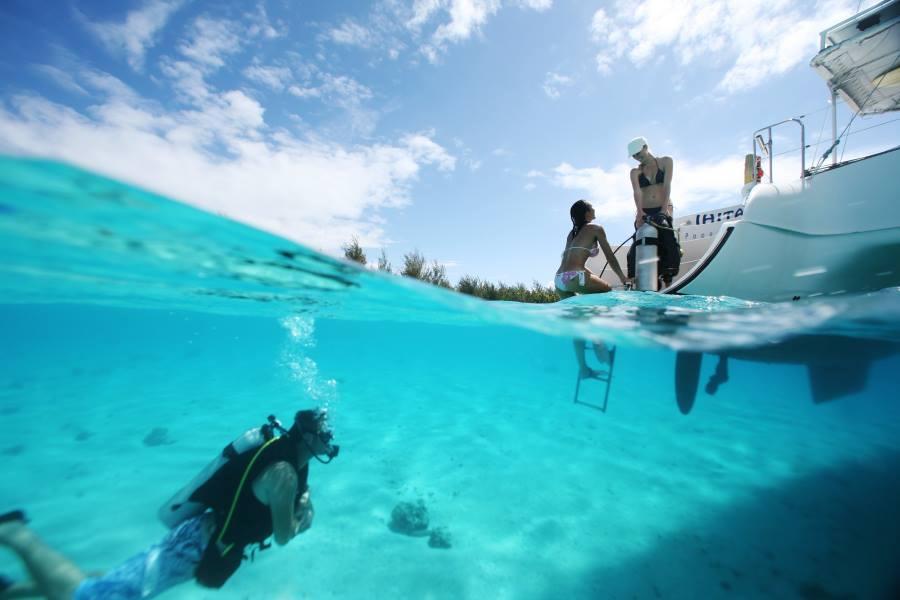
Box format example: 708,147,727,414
1,157,899,600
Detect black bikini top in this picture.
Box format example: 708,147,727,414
638,159,665,188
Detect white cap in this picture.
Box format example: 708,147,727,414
627,137,648,157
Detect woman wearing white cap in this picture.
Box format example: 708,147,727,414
627,137,673,230
627,137,679,287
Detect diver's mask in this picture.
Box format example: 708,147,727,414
291,408,340,464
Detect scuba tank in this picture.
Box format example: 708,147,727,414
158,416,286,529
634,221,659,291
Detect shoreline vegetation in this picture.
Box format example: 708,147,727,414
342,237,560,304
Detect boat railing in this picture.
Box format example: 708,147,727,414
753,118,806,188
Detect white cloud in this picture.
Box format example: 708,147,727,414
320,74,374,106
160,59,212,103
408,0,445,32
243,64,294,91
549,155,748,218
401,132,457,171
287,73,376,134
178,17,244,70
35,65,89,95
543,71,573,99
82,0,184,71
524,181,536,191
433,0,501,45
245,4,284,39
319,0,549,63
329,20,375,47
588,0,872,93
288,85,321,99
514,0,552,10
595,53,613,75
406,0,550,62
80,69,138,99
0,87,456,252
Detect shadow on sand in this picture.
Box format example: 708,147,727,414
535,449,900,600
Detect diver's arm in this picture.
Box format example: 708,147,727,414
662,157,674,216
596,226,628,285
257,461,301,545
630,170,644,228
294,489,314,533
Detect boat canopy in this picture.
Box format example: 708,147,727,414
811,0,900,115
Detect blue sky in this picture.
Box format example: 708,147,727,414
1,0,897,285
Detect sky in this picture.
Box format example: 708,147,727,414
1,0,898,286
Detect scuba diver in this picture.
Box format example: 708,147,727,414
0,408,339,600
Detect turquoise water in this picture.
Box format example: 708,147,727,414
2,157,899,599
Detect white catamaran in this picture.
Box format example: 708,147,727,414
591,0,900,302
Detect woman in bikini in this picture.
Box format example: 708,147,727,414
555,199,629,298
554,199,629,378
627,137,678,286
628,136,673,229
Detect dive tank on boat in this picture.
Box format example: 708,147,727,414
634,221,659,291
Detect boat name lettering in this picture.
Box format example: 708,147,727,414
696,208,743,225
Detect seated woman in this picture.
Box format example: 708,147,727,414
555,199,629,297
555,199,630,379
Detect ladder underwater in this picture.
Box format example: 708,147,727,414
573,346,616,412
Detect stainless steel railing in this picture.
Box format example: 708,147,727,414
753,118,806,188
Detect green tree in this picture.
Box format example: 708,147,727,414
401,249,426,279
342,236,367,265
424,260,451,288
377,249,392,273
455,275,559,303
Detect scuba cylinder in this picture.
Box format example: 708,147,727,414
634,221,659,291
158,416,286,529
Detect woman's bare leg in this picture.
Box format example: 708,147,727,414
0,520,85,600
573,340,591,378
591,341,611,365
573,340,610,379
582,274,612,293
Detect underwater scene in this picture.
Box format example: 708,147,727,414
2,156,900,600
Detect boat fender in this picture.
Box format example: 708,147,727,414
157,418,282,529
634,221,659,291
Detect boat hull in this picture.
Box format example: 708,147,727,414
671,146,900,301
